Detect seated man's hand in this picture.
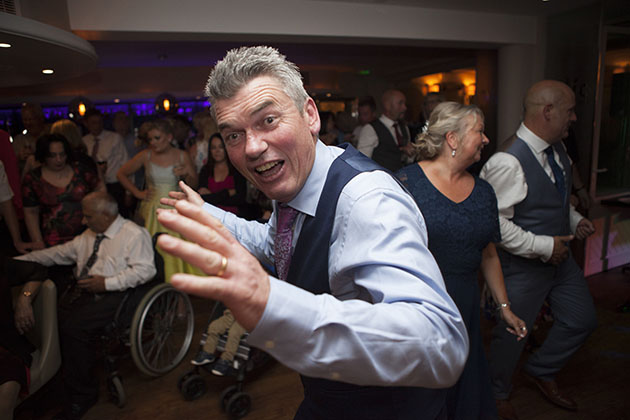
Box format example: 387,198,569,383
160,181,204,208
549,234,573,265
77,275,107,293
156,200,269,331
14,295,35,335
575,218,596,240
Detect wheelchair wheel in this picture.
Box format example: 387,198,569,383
130,283,194,377
220,384,239,412
107,375,126,408
180,373,206,401
226,391,251,419
178,370,196,392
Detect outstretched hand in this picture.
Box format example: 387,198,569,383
156,199,269,331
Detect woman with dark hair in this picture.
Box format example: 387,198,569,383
22,134,99,248
197,133,246,215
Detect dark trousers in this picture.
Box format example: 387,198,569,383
295,376,447,420
489,250,597,399
58,291,126,405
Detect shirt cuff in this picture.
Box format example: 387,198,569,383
535,235,555,262
247,276,316,351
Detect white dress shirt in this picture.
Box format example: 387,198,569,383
480,123,584,262
203,140,468,388
82,130,128,184
16,215,156,291
356,114,400,158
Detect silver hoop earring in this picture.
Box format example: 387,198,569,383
451,149,456,157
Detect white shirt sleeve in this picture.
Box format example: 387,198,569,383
104,225,156,291
15,237,79,266
480,152,555,261
356,124,378,158
208,172,468,388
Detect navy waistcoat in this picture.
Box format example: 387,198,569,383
369,119,407,172
288,144,446,420
504,138,572,237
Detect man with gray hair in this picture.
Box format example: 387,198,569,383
481,80,597,419
14,191,156,420
158,46,467,419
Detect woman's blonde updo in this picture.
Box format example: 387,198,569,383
414,101,483,161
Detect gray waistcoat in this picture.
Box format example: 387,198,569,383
504,137,572,237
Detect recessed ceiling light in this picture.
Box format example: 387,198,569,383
114,98,120,103
42,69,54,74
0,43,11,48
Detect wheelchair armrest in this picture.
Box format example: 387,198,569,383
27,279,61,395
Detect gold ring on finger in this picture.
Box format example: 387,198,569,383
217,255,228,277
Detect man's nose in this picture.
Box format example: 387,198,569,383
245,131,268,158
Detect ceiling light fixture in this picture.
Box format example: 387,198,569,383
0,43,11,48
42,69,54,74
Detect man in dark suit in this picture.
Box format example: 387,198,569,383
357,89,414,171
480,80,597,419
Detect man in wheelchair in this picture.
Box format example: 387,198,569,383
13,191,156,420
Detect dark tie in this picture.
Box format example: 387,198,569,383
62,233,105,306
91,137,101,160
544,147,566,200
79,233,105,279
393,122,403,146
274,205,298,281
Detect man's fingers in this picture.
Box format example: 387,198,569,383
558,234,574,242
160,197,177,207
157,209,231,254
157,234,228,275
178,181,204,206
170,272,228,302
165,200,235,244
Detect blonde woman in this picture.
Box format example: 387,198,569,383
396,102,526,420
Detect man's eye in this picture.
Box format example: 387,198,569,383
265,116,275,125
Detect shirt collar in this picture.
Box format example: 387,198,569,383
379,114,395,128
100,215,124,239
281,140,343,217
517,122,552,154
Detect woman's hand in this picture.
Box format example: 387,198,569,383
14,295,35,335
501,307,528,341
135,189,150,201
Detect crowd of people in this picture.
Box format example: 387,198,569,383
0,45,597,420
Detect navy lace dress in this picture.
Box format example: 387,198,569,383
397,163,500,420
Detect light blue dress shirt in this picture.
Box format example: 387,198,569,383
203,140,468,388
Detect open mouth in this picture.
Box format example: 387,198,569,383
255,160,283,176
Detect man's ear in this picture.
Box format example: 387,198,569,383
304,98,321,138
543,104,553,121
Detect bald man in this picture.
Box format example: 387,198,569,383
357,89,414,172
480,80,597,418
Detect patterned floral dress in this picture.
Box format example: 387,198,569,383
22,163,99,246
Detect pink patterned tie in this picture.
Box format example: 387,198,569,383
274,205,298,281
